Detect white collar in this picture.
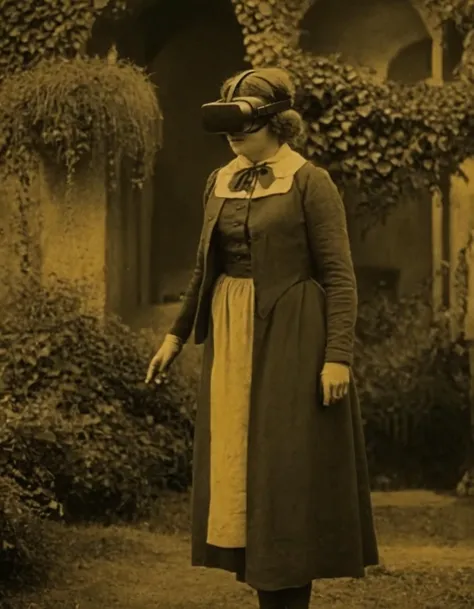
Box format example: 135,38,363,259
214,144,307,199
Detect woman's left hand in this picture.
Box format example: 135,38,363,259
320,362,350,406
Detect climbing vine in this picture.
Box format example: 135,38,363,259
453,231,474,332
231,0,474,220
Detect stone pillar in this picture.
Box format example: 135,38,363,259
39,157,109,318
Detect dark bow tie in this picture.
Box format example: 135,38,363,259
228,163,276,193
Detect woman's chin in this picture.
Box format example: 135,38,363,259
229,142,242,153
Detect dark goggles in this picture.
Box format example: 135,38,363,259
202,67,293,135
201,96,291,135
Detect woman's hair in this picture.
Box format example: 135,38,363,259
220,67,307,149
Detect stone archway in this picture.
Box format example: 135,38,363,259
300,0,430,80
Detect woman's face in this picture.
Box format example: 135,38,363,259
226,124,280,162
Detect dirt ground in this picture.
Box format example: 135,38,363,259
4,490,474,609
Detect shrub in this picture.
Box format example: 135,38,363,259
0,277,196,527
354,283,471,489
0,277,197,589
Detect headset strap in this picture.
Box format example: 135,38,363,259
255,99,292,115
226,69,291,107
226,69,255,101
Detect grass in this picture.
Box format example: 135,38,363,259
2,490,473,609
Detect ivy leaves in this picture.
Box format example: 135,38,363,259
233,0,474,216
0,280,196,529
423,0,474,32
0,0,95,78
0,0,129,81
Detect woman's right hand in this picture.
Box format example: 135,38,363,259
145,334,183,384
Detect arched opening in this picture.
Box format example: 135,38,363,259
299,0,429,79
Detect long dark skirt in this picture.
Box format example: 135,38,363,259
190,278,379,591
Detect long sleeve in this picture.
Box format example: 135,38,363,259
167,169,219,343
166,232,205,343
301,165,357,366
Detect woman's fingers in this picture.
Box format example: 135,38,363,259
145,343,179,384
145,353,162,384
145,361,156,384
333,382,348,401
321,377,331,406
321,380,349,405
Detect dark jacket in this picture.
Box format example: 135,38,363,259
168,161,357,366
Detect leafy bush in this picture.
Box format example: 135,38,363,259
0,277,197,588
354,283,471,489
0,278,195,527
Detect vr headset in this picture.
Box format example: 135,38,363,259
201,69,292,135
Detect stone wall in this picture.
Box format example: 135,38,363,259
0,156,111,317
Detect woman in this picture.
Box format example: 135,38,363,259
146,67,379,609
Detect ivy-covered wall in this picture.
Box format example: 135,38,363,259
230,0,474,220
0,1,161,319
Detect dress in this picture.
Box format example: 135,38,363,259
171,144,379,591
